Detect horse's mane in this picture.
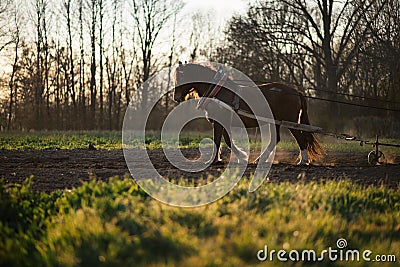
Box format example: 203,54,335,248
175,63,216,84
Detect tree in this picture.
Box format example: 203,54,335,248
89,0,97,129
267,0,386,100
0,0,12,53
7,1,21,130
106,0,120,129
165,12,177,115
224,2,306,82
352,0,400,117
62,0,76,110
131,0,182,109
32,0,48,130
78,0,86,128
222,0,389,129
98,0,105,128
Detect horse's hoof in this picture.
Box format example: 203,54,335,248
297,161,309,166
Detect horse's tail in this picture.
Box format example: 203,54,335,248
299,92,325,161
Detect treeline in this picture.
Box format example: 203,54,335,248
0,0,183,131
211,0,400,134
0,0,400,135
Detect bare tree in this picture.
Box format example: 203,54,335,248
88,0,97,129
352,0,400,115
366,0,400,99
166,12,177,115
0,0,12,53
224,3,299,82
106,0,119,130
62,0,76,109
131,0,183,109
42,0,51,122
32,0,48,130
7,1,21,130
121,41,136,109
270,0,387,96
189,12,201,61
78,0,86,127
54,29,62,129
98,0,105,128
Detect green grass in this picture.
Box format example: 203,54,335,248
0,131,212,151
0,177,399,266
0,131,123,150
1,131,399,155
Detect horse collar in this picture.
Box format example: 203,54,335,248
197,67,228,110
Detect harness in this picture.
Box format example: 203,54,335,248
194,67,323,133
196,67,229,110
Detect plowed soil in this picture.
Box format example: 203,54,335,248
1,148,399,192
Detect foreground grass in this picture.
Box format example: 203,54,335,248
0,177,399,267
1,131,399,154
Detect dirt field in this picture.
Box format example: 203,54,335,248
1,148,399,192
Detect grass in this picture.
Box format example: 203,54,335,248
0,177,399,266
0,131,210,151
1,131,399,155
0,131,123,150
0,132,399,266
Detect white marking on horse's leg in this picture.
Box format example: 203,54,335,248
216,146,222,161
298,109,303,124
298,149,309,165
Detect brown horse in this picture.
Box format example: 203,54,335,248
173,62,323,165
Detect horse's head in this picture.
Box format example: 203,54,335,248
173,62,215,103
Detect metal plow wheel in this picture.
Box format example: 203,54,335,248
368,150,385,165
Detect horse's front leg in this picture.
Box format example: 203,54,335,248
222,129,248,164
206,121,223,165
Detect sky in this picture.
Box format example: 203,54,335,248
168,0,249,60
182,0,248,24
0,0,251,84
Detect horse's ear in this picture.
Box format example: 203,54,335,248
179,61,182,65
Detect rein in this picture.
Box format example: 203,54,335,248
196,67,228,110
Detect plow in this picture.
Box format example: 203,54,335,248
250,115,400,166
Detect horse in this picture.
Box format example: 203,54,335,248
173,62,323,165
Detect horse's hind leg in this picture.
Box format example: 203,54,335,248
222,129,248,163
288,129,308,165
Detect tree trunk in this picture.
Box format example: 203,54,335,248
89,0,97,129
